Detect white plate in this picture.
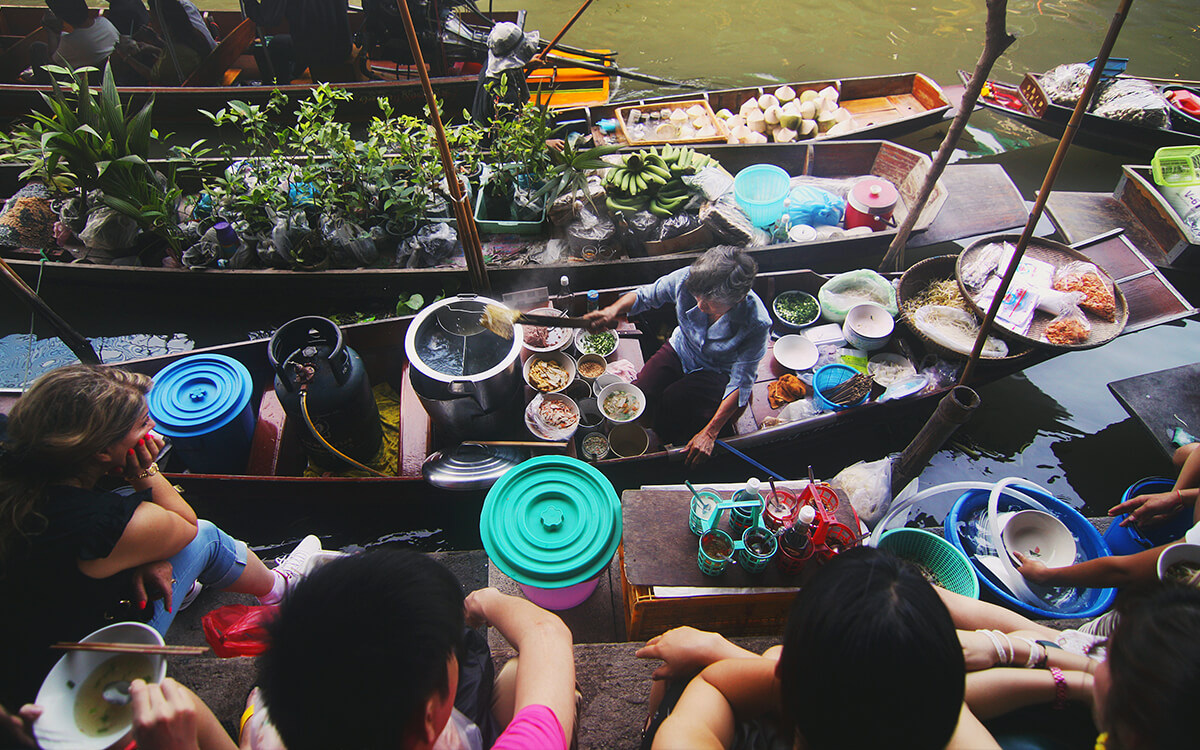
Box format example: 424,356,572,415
521,307,573,353
773,335,818,371
867,353,916,387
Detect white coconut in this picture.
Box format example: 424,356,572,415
749,131,770,144
763,105,782,125
741,97,760,116
715,108,735,120
818,85,839,104
774,126,798,143
731,124,753,143
826,120,857,136
799,89,819,103
799,119,818,136
778,112,802,131
782,100,803,116
799,100,817,120
686,104,706,118
746,109,767,133
774,85,796,103
691,116,711,130
726,114,746,130
670,108,689,124
816,112,837,132
834,107,852,122
757,94,779,111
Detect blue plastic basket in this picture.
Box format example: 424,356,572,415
1105,477,1195,555
812,363,867,410
945,484,1115,620
733,164,790,228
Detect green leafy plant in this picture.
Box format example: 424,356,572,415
534,132,621,210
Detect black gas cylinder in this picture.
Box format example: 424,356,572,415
268,317,382,469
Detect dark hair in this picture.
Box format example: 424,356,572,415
778,546,964,750
684,246,757,307
1104,584,1200,750
258,549,466,750
45,0,91,27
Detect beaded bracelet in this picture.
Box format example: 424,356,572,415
126,462,160,481
1049,666,1068,710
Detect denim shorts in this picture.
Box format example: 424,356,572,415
147,519,248,634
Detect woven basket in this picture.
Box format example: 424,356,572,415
877,527,979,598
897,254,1032,364
955,235,1128,351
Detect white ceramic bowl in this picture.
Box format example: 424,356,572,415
530,393,580,440
773,334,819,371
523,351,577,393
597,382,646,423
1001,510,1077,569
521,307,573,353
772,290,822,329
1158,542,1200,581
592,373,624,398
842,303,894,351
575,329,619,358
35,622,168,750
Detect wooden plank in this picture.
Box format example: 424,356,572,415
183,17,255,87
621,483,859,588
916,164,1028,246
398,363,430,478
1045,191,1169,268
1071,232,1197,332
1108,363,1200,459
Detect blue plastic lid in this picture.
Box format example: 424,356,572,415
481,455,621,589
148,354,253,439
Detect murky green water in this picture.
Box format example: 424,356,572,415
3,0,1199,546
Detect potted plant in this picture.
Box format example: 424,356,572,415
479,98,555,224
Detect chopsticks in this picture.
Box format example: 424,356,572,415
52,642,209,655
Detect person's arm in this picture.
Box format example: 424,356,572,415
583,291,637,332
635,626,767,681
1015,545,1163,589
965,668,1093,720
464,588,575,742
126,433,198,525
957,630,1096,673
685,391,739,466
1108,442,1200,526
130,678,238,750
947,703,1002,750
652,658,780,750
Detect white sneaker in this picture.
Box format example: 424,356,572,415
178,581,203,611
272,535,322,595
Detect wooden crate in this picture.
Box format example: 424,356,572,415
619,543,799,641
615,99,728,146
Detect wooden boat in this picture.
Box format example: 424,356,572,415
0,140,1029,316
1,232,1189,528
555,72,953,147
0,6,612,124
1109,362,1200,460
1045,165,1200,270
961,70,1200,155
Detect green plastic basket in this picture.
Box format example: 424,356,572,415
876,528,979,599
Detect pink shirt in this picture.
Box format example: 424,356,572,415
491,705,567,750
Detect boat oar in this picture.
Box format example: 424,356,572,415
539,53,698,89
529,0,598,67
0,256,99,364
959,0,1134,385
393,0,489,292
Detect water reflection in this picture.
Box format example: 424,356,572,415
0,333,194,388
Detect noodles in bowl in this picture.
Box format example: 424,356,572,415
598,382,645,423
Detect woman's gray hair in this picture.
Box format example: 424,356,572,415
685,246,758,306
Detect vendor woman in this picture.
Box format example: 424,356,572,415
585,247,770,465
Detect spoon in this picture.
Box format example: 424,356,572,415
102,680,132,706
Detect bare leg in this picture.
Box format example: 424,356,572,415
491,657,519,730
937,587,1060,639
223,552,275,598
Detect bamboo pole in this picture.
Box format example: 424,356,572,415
395,0,489,292
959,0,1134,386
0,257,100,364
878,0,1015,272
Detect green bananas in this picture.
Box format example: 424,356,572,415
602,145,717,217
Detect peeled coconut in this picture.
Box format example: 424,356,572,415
826,120,857,136
799,119,818,136
715,108,735,120
740,97,760,117
670,108,689,124
731,124,753,143
818,86,839,104
686,104,707,118
778,112,802,131
834,107,852,123
763,105,782,125
817,112,837,132
782,99,803,116
799,99,817,120
757,93,780,111
774,85,796,104
748,131,769,144
799,89,819,103
746,109,768,133
726,114,746,130
774,126,798,143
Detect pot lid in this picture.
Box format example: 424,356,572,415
848,178,899,212
148,354,252,438
481,455,621,589
422,443,530,490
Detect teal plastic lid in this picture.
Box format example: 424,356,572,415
481,455,621,590
148,354,253,439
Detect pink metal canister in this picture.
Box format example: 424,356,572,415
844,178,899,231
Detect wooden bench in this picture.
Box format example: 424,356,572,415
182,16,255,87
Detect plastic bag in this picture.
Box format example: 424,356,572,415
1051,260,1116,321
1039,64,1092,107
397,222,460,268
786,184,844,227
959,241,1006,290
817,269,899,322
201,603,279,657
181,226,223,269
1043,305,1091,346
700,195,769,246
258,211,321,269
78,204,139,251
831,457,892,528
1035,287,1085,317
1093,78,1170,129
321,215,378,268
654,212,700,242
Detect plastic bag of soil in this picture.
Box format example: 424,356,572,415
396,221,460,268
78,204,140,251
259,210,326,270
1093,78,1170,128
181,226,223,269
320,215,378,268
653,211,700,242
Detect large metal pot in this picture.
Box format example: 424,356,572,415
405,295,524,439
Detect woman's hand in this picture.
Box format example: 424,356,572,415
583,306,620,333
0,703,39,748
131,560,175,613
130,679,200,750
636,627,745,681
958,630,1002,671
124,433,166,481
1014,552,1055,584
464,587,498,629
685,430,716,467
1108,489,1184,527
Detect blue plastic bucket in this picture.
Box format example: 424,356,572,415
945,483,1115,619
733,164,790,228
1105,477,1195,555
812,363,868,410
148,354,254,474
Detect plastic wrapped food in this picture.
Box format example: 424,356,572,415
1043,306,1092,346
960,242,1006,290
912,305,1009,359
818,269,899,323
1039,64,1093,107
1093,78,1171,128
1052,261,1116,322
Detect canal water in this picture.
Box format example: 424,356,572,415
1,0,1198,549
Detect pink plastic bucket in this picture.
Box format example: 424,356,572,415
518,576,601,610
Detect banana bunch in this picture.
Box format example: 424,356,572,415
603,145,717,218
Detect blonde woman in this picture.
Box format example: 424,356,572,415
0,365,318,708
